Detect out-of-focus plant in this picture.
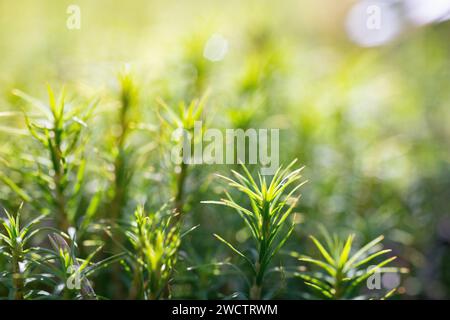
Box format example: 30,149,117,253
293,230,401,299
203,160,306,299
108,67,139,222
118,205,181,299
0,203,47,299
45,233,97,299
100,67,152,299
156,95,207,221
8,85,97,231
36,232,123,300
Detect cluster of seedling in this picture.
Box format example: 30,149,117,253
0,76,401,300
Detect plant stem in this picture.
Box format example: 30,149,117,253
333,269,343,300
12,250,24,300
250,248,265,299
54,171,69,231
111,151,126,221
250,284,262,300
129,264,142,299
110,90,132,298
174,161,188,219
49,129,69,231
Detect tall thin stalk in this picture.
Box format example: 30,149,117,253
110,68,137,222
104,69,138,298
156,95,207,224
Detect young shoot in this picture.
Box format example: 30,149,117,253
121,205,181,299
11,85,96,231
203,160,306,299
0,203,47,299
294,229,402,300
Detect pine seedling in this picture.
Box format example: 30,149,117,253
294,229,401,299
203,160,306,299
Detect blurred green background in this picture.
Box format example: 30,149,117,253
0,0,449,299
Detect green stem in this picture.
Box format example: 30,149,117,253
129,264,142,299
250,261,263,300
109,100,131,298
54,171,69,231
12,251,24,300
49,133,69,231
333,269,343,300
174,161,188,219
250,243,266,300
